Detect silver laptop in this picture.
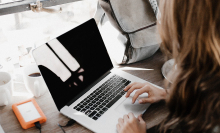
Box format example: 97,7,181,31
32,19,162,133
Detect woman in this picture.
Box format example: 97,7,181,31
116,0,220,133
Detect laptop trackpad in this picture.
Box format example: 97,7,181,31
114,97,151,117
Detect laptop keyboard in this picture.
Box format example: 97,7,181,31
73,74,131,120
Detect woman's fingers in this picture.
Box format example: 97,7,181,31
124,82,136,91
116,124,121,132
123,114,129,122
132,86,150,103
118,118,124,125
128,112,135,119
125,83,144,98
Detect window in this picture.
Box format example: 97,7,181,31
0,0,87,16
0,0,98,72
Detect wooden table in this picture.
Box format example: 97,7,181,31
0,50,169,133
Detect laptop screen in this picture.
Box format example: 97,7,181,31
32,19,113,111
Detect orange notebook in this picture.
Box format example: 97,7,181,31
12,98,47,129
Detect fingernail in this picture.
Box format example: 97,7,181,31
139,100,142,103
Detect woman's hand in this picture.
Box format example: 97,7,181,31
117,113,146,133
124,82,167,104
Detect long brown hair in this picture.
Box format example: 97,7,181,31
159,0,220,132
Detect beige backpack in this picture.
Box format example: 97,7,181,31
97,0,161,64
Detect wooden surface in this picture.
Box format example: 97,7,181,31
0,50,169,133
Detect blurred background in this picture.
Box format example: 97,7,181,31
0,0,98,99
0,0,97,72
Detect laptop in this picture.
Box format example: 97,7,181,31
32,19,162,133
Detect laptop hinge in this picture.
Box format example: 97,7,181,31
66,70,112,107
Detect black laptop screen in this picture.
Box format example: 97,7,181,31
33,19,113,111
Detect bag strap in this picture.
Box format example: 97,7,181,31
108,0,157,33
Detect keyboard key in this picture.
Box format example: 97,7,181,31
99,111,104,114
122,79,127,83
120,85,126,88
120,91,126,95
112,83,118,87
107,91,112,95
93,104,98,108
103,90,108,93
85,106,90,109
96,102,101,105
114,84,122,89
79,105,84,108
116,90,121,94
110,95,115,98
99,99,104,102
109,85,114,89
91,100,96,103
112,92,118,96
97,88,102,91
90,107,95,110
85,110,92,115
95,108,101,111
96,113,101,117
102,85,108,89
101,97,107,100
94,98,99,101
124,81,131,86
81,108,86,113
102,87,108,91
108,97,113,101
76,108,81,111
106,95,122,108
89,111,97,118
92,116,98,120
101,102,106,106
99,105,103,108
88,103,93,106
83,102,88,105
102,107,108,111
108,90,115,94
73,106,77,109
